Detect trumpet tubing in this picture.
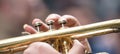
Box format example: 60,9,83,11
0,19,120,54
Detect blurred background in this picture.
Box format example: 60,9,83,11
0,0,120,54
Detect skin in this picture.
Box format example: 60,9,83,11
23,14,85,54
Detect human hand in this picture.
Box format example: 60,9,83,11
23,14,86,54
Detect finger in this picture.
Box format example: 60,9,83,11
80,38,92,53
23,42,60,54
76,38,92,53
45,14,61,29
68,40,85,54
32,18,49,31
23,24,37,34
59,15,80,27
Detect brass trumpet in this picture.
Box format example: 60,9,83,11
0,19,120,54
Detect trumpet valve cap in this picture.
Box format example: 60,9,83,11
59,19,67,24
34,22,42,27
47,20,54,25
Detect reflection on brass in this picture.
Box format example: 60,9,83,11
0,19,120,54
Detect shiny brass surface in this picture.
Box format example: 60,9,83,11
0,19,120,54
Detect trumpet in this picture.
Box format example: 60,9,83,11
0,19,120,54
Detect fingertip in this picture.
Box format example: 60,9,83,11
32,18,49,31
45,13,61,22
32,18,42,25
23,24,37,34
45,14,62,29
23,24,29,29
60,15,80,27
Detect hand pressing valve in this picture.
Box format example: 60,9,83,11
23,14,86,54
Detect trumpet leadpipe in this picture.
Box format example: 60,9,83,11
0,19,120,53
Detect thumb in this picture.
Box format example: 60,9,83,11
23,42,60,54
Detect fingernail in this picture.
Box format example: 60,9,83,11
23,24,28,29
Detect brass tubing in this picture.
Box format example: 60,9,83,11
0,19,120,53
72,28,119,39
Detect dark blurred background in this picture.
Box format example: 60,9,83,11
0,0,120,54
